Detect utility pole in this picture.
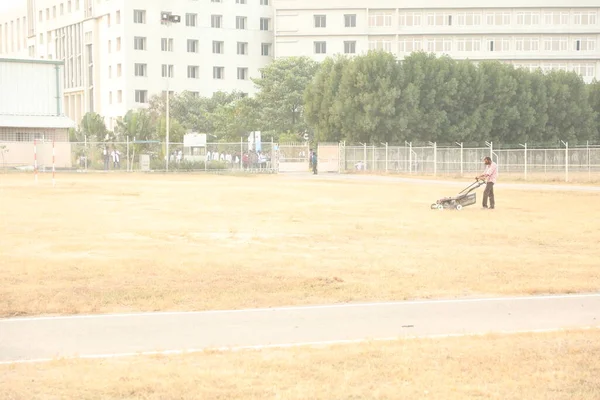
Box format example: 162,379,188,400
161,11,181,172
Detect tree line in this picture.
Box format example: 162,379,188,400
74,51,600,146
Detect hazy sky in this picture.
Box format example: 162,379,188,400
0,0,24,14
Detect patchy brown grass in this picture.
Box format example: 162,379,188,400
0,173,599,317
2,329,599,399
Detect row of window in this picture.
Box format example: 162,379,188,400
132,37,272,56
314,37,598,55
38,0,82,22
513,63,596,77
132,64,250,80
134,10,271,30
312,11,599,29
367,10,599,28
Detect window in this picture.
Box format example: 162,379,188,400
109,92,113,104
369,40,393,52
116,10,120,24
237,42,248,55
261,43,271,56
211,15,222,28
134,36,146,50
314,41,326,54
343,14,356,27
213,66,224,79
571,64,595,78
543,12,569,25
260,18,270,31
134,63,147,77
135,90,148,103
369,12,392,27
455,12,482,26
161,38,173,51
117,64,122,77
117,90,122,103
68,1,71,12
516,12,540,25
236,16,247,29
190,92,199,97
398,37,423,53
398,12,421,26
544,37,568,51
53,6,56,18
188,66,199,79
425,38,452,52
260,0,269,5
186,13,197,27
39,10,42,22
211,0,221,2
236,0,246,3
187,39,199,53
485,12,511,25
344,41,356,54
426,12,452,26
314,15,326,28
213,41,224,54
109,65,112,78
108,40,112,53
134,10,146,24
161,64,174,78
237,67,248,80
573,12,597,25
116,37,121,51
575,38,596,51
60,4,64,15
455,38,481,52
515,37,540,51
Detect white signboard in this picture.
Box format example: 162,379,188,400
183,133,207,147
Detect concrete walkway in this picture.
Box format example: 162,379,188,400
1,294,598,364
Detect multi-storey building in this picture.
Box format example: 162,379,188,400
0,0,274,129
273,0,600,83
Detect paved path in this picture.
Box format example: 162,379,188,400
1,294,598,364
284,172,600,192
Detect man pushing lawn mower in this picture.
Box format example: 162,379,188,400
477,156,498,210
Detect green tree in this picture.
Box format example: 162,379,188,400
253,56,320,136
80,112,108,141
544,71,596,144
304,55,350,142
211,97,260,142
587,80,600,141
333,50,404,144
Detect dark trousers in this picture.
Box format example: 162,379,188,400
483,182,495,208
312,163,318,175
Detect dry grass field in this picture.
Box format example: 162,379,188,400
2,329,599,399
0,172,599,318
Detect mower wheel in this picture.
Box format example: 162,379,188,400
455,205,463,211
437,204,444,210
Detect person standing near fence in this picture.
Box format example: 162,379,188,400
478,156,498,209
311,150,318,175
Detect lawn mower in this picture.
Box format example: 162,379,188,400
430,178,486,211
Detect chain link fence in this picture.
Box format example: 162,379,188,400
339,142,600,181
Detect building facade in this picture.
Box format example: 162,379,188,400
0,0,274,129
0,57,75,168
273,0,600,83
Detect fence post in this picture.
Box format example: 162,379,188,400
84,134,88,171
126,136,129,172
432,142,437,176
456,142,463,177
588,141,591,182
565,141,569,182
519,143,527,180
385,142,388,173
409,142,413,174
363,143,367,172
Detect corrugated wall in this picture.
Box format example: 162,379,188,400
0,60,62,116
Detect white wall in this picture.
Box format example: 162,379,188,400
0,59,64,116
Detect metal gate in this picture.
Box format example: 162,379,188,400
276,142,310,173
317,143,341,173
